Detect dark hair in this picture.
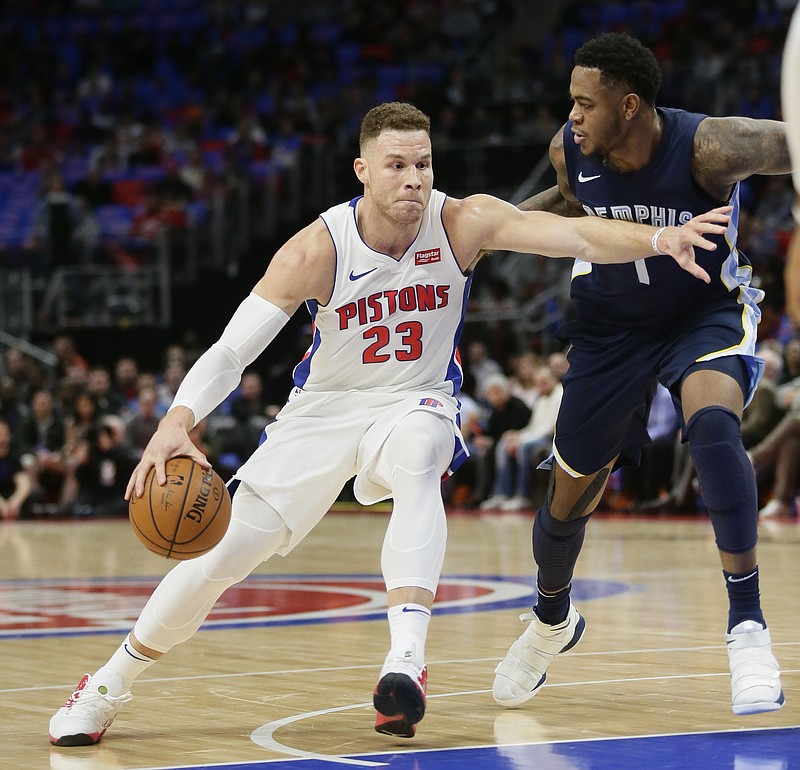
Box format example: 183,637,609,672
574,33,661,106
359,102,430,153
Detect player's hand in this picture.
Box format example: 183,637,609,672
125,406,211,501
657,205,732,283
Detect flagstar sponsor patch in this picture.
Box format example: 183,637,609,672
415,248,441,265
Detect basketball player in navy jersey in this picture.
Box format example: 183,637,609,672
493,33,789,716
48,102,728,747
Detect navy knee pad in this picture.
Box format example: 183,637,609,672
685,406,757,553
533,500,590,590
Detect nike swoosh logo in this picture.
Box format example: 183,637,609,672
578,172,602,182
124,643,151,662
349,268,378,281
727,570,758,583
402,607,432,616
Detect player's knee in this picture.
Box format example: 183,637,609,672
549,466,609,521
686,406,757,552
201,484,290,582
384,413,453,476
686,406,750,512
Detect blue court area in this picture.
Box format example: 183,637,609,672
152,726,799,770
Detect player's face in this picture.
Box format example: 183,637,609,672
568,66,628,159
357,129,433,225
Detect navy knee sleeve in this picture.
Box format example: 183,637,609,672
686,406,757,553
533,500,590,591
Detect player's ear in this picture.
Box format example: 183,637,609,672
623,92,640,121
354,157,368,184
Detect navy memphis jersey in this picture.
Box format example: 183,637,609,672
562,107,763,332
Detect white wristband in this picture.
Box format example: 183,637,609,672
651,227,667,255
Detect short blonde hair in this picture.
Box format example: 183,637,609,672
359,102,430,153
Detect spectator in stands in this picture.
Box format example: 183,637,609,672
155,360,186,415
748,343,800,517
622,384,682,511
31,172,79,273
442,371,485,507
749,407,800,519
71,418,133,518
227,112,268,165
112,357,140,411
270,117,304,171
178,149,210,201
779,337,800,385
741,347,786,449
508,352,542,411
3,349,45,404
547,350,570,381
0,375,27,434
188,417,217,468
465,340,502,398
0,418,33,520
86,366,127,417
124,386,160,459
52,335,90,380
481,366,562,511
15,388,66,509
472,372,532,507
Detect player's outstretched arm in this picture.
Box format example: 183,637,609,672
451,194,729,281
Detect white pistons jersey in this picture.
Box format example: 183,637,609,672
293,189,472,395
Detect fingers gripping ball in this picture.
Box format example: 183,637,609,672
129,457,232,560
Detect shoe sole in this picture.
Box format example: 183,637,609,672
373,672,425,738
732,691,785,715
49,732,102,747
493,613,586,707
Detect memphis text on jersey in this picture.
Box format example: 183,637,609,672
581,203,693,226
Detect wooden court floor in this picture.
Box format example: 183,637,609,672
1,508,798,770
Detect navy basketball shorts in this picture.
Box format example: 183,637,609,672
552,302,763,477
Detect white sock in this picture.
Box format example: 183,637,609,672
96,634,158,693
387,603,431,665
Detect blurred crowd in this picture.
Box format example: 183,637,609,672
1,0,800,519
0,334,282,519
4,329,800,521
0,1,796,283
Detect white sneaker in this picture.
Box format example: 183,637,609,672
480,494,509,510
49,673,132,746
727,620,784,715
493,604,585,706
498,496,533,511
758,499,792,519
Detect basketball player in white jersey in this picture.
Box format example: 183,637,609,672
49,102,730,745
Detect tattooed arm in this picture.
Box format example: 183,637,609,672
692,117,790,201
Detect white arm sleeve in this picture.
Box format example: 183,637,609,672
170,293,291,426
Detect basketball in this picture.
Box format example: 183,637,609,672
129,456,232,560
